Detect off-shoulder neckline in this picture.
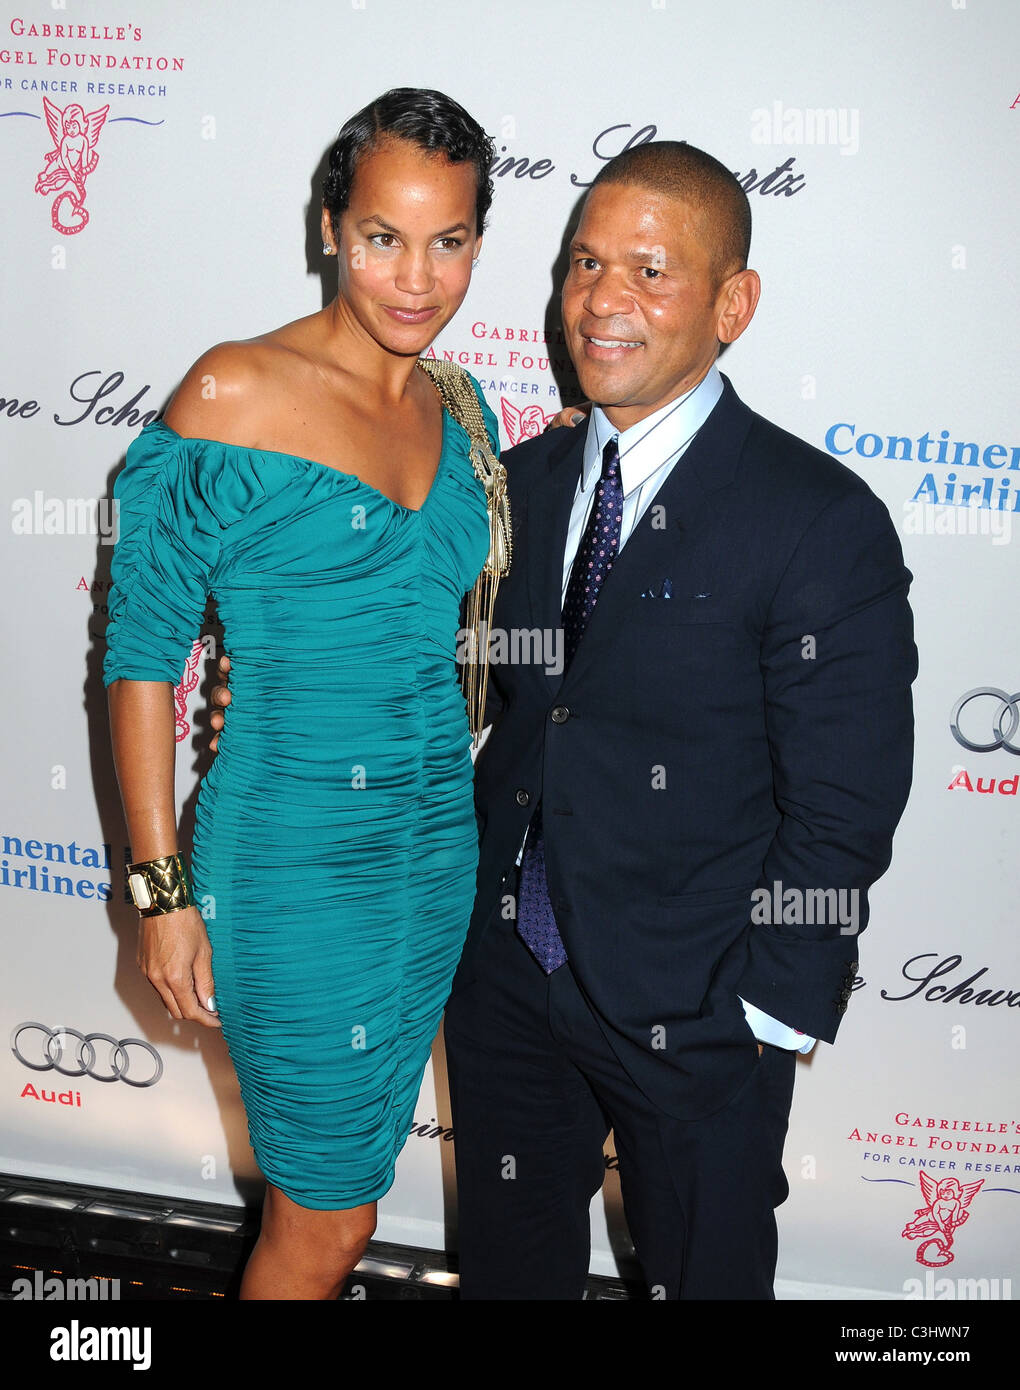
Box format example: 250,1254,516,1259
145,413,451,517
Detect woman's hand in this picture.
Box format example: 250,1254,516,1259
138,905,221,1028
209,654,231,753
546,402,592,431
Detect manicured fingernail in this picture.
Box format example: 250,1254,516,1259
207,995,217,1012
570,412,585,424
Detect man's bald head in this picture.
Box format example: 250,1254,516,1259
588,140,751,282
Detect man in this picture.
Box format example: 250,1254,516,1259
212,141,917,1300
440,141,916,1300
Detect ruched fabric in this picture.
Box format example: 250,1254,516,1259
103,381,493,1208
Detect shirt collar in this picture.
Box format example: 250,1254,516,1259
582,363,724,497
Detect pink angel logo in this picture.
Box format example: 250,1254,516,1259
173,640,206,743
500,397,556,446
34,97,109,235
901,1174,984,1267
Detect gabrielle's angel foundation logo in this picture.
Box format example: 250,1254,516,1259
500,398,556,446
901,1174,984,1268
34,97,109,234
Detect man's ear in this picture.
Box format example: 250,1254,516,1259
717,268,761,347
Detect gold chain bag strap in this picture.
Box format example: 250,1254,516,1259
417,358,512,745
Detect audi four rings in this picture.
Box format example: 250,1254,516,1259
950,687,1020,754
10,1023,163,1087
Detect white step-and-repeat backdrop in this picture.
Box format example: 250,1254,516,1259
2,0,1017,1298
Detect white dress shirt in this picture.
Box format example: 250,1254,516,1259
561,364,724,601
526,364,814,1054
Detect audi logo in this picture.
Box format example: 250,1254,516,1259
950,688,1020,755
10,1023,163,1087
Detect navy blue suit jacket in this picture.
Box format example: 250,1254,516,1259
456,375,917,1119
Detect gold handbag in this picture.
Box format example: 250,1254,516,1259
417,358,512,745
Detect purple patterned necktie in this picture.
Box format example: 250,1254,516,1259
516,437,623,973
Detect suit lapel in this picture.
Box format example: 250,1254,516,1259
524,427,586,694
556,377,754,693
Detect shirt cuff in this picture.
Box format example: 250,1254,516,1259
740,998,816,1053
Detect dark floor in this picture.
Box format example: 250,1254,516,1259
0,1169,637,1301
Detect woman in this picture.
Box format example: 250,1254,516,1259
104,88,499,1300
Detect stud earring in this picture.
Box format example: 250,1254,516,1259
471,257,479,268
323,242,333,255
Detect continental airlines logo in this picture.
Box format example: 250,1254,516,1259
825,421,1020,538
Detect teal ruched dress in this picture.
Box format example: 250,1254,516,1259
102,373,494,1208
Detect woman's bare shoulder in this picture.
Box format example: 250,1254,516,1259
162,335,300,444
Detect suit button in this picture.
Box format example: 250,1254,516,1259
515,789,530,806
550,705,570,724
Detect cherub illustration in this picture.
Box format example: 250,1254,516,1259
500,398,556,446
901,1174,983,1267
34,98,109,235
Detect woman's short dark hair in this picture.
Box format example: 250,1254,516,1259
322,88,495,238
